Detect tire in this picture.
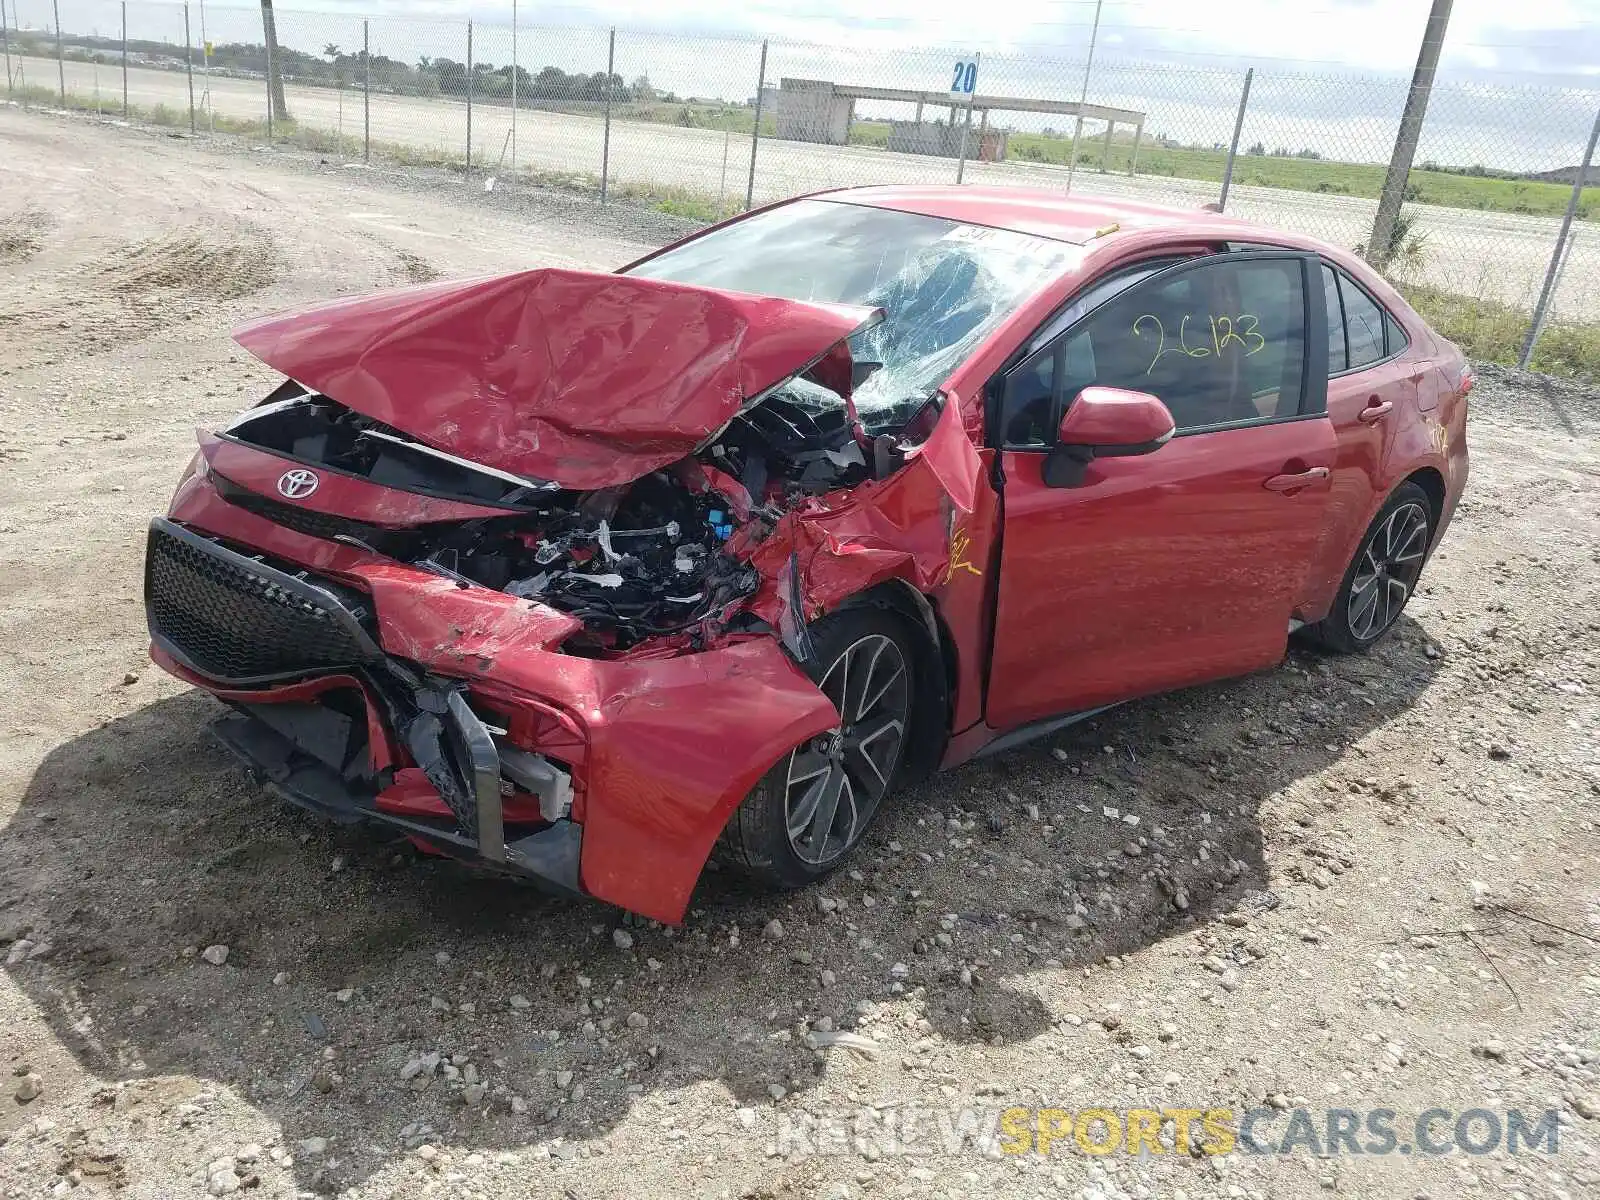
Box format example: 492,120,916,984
1305,481,1434,654
717,608,918,890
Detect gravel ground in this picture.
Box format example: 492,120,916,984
1,105,1598,1200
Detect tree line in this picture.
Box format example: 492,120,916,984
38,30,677,105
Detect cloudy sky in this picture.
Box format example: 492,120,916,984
34,0,1600,167
280,0,1600,82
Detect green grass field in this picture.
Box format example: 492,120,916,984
1398,282,1600,382
1001,133,1598,221
844,120,1596,222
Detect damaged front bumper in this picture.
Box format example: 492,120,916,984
144,510,841,923
209,700,584,895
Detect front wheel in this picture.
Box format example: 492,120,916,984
716,609,916,890
1306,481,1433,653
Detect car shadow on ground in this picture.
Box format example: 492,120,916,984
2,618,1441,1191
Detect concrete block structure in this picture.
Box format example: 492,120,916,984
774,78,854,145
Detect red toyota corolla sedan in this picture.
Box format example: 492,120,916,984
144,187,1470,923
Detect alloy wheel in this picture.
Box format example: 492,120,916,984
1347,501,1430,642
784,633,911,867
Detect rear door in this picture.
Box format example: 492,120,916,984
985,251,1338,728
1311,263,1430,601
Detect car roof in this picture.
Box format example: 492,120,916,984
815,184,1285,248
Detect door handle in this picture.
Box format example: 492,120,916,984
1263,466,1330,492
1358,400,1394,423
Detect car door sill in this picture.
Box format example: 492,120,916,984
974,703,1124,760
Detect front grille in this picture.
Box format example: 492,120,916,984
212,472,382,545
145,518,383,685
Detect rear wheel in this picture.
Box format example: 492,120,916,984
1306,481,1433,653
717,609,916,889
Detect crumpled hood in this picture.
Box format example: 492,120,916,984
232,268,880,489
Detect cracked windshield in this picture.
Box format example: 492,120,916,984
627,199,1082,430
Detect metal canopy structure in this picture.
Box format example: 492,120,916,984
830,83,1143,128
772,78,1147,170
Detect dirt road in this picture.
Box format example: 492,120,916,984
11,55,1596,316
1,107,1598,1200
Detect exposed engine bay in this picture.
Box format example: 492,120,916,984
221,377,900,652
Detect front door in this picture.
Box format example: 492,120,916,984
985,250,1337,729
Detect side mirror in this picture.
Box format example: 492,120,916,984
1043,387,1175,488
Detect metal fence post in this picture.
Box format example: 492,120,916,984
510,0,518,170
52,0,65,105
745,39,768,211
183,4,196,134
600,28,615,202
1064,0,1104,193
1519,104,1600,368
717,129,730,216
120,2,128,117
362,20,370,161
1,0,13,100
955,91,975,184
13,0,25,105
1524,228,1578,361
464,21,473,176
199,0,210,133
1218,67,1253,212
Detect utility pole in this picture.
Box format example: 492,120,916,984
260,0,288,122
1368,0,1452,265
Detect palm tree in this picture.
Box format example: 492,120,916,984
1387,207,1431,277
1356,206,1430,277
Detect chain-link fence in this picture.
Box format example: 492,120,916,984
5,1,1597,374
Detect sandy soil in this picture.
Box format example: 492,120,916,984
1,106,1598,1200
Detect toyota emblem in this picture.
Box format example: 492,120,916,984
276,468,320,500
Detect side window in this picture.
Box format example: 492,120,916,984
1322,264,1347,374
1022,259,1183,357
1003,261,1177,446
1384,310,1410,356
1324,264,1407,373
1002,255,1308,444
1339,274,1387,368
1004,347,1059,446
